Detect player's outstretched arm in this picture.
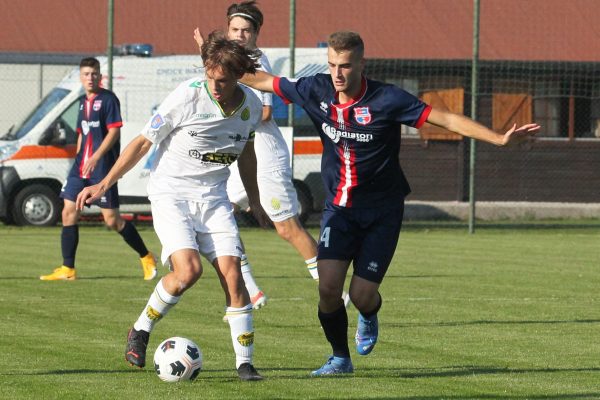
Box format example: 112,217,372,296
75,134,153,210
239,70,276,94
426,108,540,146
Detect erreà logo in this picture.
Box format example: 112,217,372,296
189,80,202,88
241,107,250,121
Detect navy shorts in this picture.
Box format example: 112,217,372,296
60,174,120,209
317,201,405,283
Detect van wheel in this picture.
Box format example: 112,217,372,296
293,180,313,225
11,184,61,226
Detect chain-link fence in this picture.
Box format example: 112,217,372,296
1,0,599,227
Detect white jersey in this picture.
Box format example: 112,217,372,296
141,77,262,202
247,52,291,173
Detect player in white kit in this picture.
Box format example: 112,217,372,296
194,2,349,314
76,32,266,381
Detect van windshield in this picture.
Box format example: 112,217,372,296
7,88,71,140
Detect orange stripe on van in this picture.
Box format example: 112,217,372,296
9,145,77,160
293,139,322,155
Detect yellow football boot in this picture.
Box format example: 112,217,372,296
140,252,157,281
40,266,76,281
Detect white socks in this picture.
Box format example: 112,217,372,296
133,279,180,333
226,303,254,368
305,256,319,280
240,254,261,297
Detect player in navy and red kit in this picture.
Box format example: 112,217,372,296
40,57,157,282
240,31,540,375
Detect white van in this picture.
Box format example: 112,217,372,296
0,49,327,226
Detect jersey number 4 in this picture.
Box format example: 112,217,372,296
320,227,331,248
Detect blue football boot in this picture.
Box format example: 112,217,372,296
311,356,354,376
355,313,378,355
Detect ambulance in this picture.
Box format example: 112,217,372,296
0,49,326,226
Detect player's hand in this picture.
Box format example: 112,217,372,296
75,183,106,210
193,28,205,50
81,156,98,177
248,202,273,229
501,123,541,145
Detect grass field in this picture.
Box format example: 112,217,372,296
1,222,600,399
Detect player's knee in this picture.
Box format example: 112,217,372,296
349,290,379,313
176,265,203,288
61,206,77,224
104,218,120,231
318,281,342,302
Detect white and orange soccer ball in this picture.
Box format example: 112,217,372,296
153,337,202,382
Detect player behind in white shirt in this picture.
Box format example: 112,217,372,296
76,31,266,381
194,1,349,313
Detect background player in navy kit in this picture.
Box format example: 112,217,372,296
240,31,540,375
40,57,157,282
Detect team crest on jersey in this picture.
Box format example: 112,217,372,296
93,100,102,111
354,107,372,125
241,107,250,121
150,113,165,129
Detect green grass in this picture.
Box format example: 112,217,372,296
1,223,600,399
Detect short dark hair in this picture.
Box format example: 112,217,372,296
80,57,100,70
327,31,364,59
226,1,264,33
201,31,261,77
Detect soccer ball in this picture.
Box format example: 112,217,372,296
153,337,202,382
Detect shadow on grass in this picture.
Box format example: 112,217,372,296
402,222,600,231
387,318,600,328
6,366,600,398
0,275,148,281
304,395,600,400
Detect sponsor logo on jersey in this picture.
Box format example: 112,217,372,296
228,134,246,142
193,112,217,120
189,150,239,165
320,101,328,113
150,114,165,129
321,123,374,143
354,107,372,125
237,332,254,347
81,120,100,135
188,130,217,138
189,80,203,88
93,99,102,111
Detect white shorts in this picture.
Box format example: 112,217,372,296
226,166,299,223
151,198,243,268
257,168,299,222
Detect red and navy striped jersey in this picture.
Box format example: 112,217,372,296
74,88,123,179
274,74,431,208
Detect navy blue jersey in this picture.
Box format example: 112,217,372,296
274,74,431,208
73,88,123,179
